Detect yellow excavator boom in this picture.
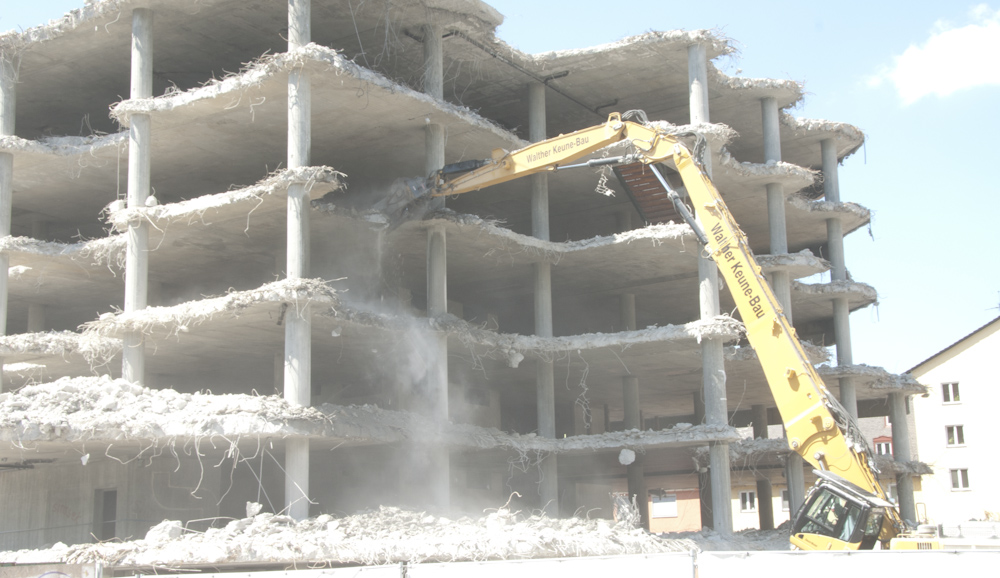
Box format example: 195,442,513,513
402,112,903,548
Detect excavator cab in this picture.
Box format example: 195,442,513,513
790,470,895,550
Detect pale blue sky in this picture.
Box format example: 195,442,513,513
4,1,999,373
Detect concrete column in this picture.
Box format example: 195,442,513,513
785,453,806,516
822,139,857,418
687,44,709,124
623,378,640,430
26,304,45,333
751,404,768,440
833,298,857,417
763,97,805,509
525,80,557,516
889,393,916,523
421,21,450,510
751,404,774,529
766,185,788,255
122,8,153,385
529,83,549,241
761,97,781,165
822,139,845,277
423,24,445,215
620,293,647,528
0,54,15,390
619,294,635,331
693,390,712,528
273,351,283,395
284,0,312,521
423,24,443,100
689,43,730,535
623,375,648,527
761,98,792,325
425,224,450,508
763,100,807,515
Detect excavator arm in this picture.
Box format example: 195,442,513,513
667,141,905,548
389,113,904,548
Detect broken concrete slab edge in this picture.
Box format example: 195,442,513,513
521,29,732,63
0,0,149,55
0,329,120,358
1,234,126,270
708,66,803,108
0,132,126,156
791,279,877,302
109,43,523,150
328,302,743,362
787,194,870,222
106,165,345,230
779,112,865,157
82,277,337,335
0,374,740,453
757,249,830,274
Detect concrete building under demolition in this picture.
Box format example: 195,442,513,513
0,0,929,563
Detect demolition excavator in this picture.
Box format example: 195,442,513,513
376,112,905,550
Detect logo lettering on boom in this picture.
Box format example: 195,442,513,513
526,149,551,164
710,223,765,319
525,135,592,165
552,135,590,155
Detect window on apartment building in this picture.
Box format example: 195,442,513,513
650,492,678,518
946,425,966,446
942,382,960,403
950,469,970,490
740,491,756,512
875,441,893,456
781,489,790,512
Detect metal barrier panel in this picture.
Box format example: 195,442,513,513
139,566,401,578
0,564,101,578
698,550,1000,577
407,553,695,578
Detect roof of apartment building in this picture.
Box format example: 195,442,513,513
908,316,1000,375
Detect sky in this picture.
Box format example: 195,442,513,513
3,1,999,374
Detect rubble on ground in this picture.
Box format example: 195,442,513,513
675,525,791,551
0,506,698,567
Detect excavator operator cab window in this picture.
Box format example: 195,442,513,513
860,507,886,550
793,486,870,545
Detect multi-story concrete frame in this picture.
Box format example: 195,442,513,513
0,0,924,554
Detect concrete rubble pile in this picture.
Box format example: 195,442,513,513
0,505,698,567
